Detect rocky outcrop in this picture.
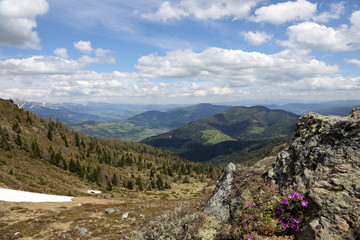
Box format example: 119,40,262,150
203,162,236,223
267,107,360,239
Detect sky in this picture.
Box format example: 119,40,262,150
0,0,360,105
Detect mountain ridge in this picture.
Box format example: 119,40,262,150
141,106,299,165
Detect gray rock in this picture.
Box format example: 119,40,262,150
105,208,119,214
122,212,129,219
203,162,236,223
73,226,88,238
267,108,360,239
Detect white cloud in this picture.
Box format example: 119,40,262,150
141,1,188,22
282,22,352,51
251,0,316,24
136,47,338,88
53,48,69,59
347,58,360,67
0,0,49,49
141,0,261,21
241,31,272,45
282,10,360,52
312,2,345,22
74,40,94,54
0,56,85,76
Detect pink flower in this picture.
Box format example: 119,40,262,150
247,216,251,220
301,200,309,207
288,192,296,199
290,222,296,228
283,224,288,230
281,198,289,205
295,218,301,224
296,227,301,232
245,205,253,209
247,234,252,240
294,193,303,201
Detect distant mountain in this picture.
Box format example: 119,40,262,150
265,100,360,116
70,103,230,141
127,103,231,129
141,106,299,165
14,99,184,124
14,99,108,124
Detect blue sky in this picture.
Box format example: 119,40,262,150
0,0,360,104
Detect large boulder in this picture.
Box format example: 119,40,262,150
203,162,236,223
267,107,360,239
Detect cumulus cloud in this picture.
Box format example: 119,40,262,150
141,1,188,22
241,31,272,45
74,40,94,54
53,48,69,59
281,10,360,52
141,0,261,21
135,47,338,88
0,0,49,49
251,0,316,24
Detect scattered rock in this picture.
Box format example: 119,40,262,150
267,108,360,239
122,212,129,219
73,226,88,238
105,208,119,214
203,162,236,223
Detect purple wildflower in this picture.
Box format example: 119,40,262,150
283,224,288,230
245,205,253,209
295,218,301,224
247,216,251,220
279,219,282,223
294,193,303,201
288,192,296,199
296,227,301,232
247,234,252,240
301,200,309,208
281,198,289,205
290,222,296,228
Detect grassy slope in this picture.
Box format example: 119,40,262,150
0,99,220,196
141,106,298,165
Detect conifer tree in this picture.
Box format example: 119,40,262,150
156,174,164,190
15,134,22,147
47,129,53,141
111,173,118,186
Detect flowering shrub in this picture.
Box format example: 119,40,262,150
272,192,308,232
224,190,235,205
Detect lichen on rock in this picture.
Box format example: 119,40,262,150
267,107,360,239
203,162,236,223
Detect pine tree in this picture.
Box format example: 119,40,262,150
156,174,164,190
111,173,118,186
31,140,41,158
106,181,112,191
75,133,80,147
47,129,53,141
15,134,22,147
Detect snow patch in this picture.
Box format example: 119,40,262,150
0,188,73,202
87,190,102,194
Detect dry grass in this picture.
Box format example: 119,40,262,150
0,189,212,240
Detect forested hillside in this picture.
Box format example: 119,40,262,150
142,106,299,165
0,99,219,196
70,103,230,141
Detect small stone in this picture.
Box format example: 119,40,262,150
122,212,129,219
74,226,88,237
105,208,118,214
